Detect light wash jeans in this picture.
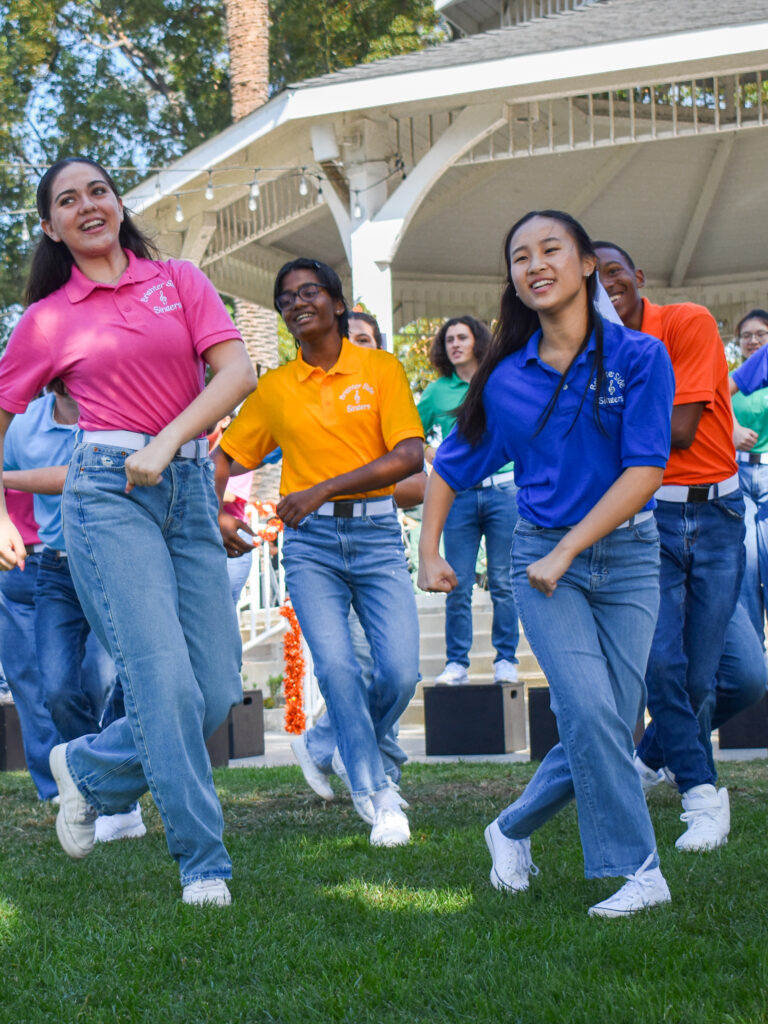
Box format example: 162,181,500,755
737,462,768,646
61,442,243,886
637,493,745,793
304,608,407,783
283,509,419,799
35,548,116,741
226,549,253,606
498,516,660,878
0,556,60,799
442,478,520,666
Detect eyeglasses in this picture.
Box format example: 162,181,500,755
275,282,329,311
739,330,768,343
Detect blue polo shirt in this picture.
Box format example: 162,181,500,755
732,344,768,396
434,318,674,528
3,393,76,549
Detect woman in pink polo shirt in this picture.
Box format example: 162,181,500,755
0,157,257,906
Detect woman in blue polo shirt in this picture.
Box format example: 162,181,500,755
419,210,675,918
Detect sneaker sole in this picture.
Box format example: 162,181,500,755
291,739,334,801
49,745,95,859
370,831,410,847
484,824,530,893
95,823,148,843
588,893,671,918
675,834,728,853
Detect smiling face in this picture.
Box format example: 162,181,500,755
738,316,768,359
41,161,124,265
279,268,344,345
444,321,477,373
508,216,596,316
595,246,645,328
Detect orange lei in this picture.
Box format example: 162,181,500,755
250,500,283,543
279,599,306,734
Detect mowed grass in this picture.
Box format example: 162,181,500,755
1,761,766,1024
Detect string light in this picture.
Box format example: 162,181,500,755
298,171,309,196
20,219,30,242
174,195,184,223
353,192,362,219
248,193,258,212
205,170,214,201
317,183,324,204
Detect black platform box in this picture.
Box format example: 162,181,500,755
718,692,768,749
424,683,526,755
0,704,27,771
528,686,559,762
229,689,265,758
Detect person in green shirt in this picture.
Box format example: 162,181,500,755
418,316,520,685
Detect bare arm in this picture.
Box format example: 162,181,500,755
276,437,424,529
212,446,257,556
670,402,705,450
417,470,459,593
3,466,68,495
394,469,427,509
0,409,26,571
123,340,257,492
526,465,664,597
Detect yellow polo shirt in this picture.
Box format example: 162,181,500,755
220,338,424,498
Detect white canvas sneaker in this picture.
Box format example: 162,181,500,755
589,855,671,918
633,753,664,794
370,807,410,847
484,819,539,892
331,748,374,824
675,785,730,852
435,662,469,685
182,879,232,906
291,734,334,801
493,659,519,684
94,805,147,843
49,743,97,859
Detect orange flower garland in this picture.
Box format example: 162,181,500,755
279,599,306,734
250,500,284,543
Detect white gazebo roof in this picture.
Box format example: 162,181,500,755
128,0,768,341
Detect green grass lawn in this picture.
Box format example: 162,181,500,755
1,760,766,1024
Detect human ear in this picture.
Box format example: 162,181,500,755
41,219,61,243
635,268,646,289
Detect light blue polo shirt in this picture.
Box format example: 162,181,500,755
3,393,77,550
434,318,675,528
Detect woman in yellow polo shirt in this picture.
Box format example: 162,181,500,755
215,258,424,847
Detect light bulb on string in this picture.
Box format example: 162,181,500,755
248,194,258,212
317,183,324,204
298,171,309,197
20,219,30,243
250,174,260,200
353,193,362,219
205,171,214,201
175,196,184,223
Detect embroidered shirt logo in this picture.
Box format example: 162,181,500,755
339,382,375,412
140,279,182,315
589,369,625,405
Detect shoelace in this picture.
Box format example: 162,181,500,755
503,840,540,879
611,850,657,904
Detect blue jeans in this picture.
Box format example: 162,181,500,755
305,607,407,783
737,463,768,645
498,517,660,878
35,549,116,741
0,556,60,799
443,479,519,665
711,599,767,771
283,510,419,798
637,493,746,793
61,443,243,886
226,549,253,605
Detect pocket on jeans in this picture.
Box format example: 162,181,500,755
631,519,659,544
713,495,746,521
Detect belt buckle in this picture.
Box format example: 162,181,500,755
333,500,355,518
687,485,711,503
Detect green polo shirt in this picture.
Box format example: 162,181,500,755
732,380,768,453
417,373,514,473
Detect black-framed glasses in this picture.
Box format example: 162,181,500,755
275,282,329,311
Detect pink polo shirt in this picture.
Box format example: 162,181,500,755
4,490,40,547
0,250,242,435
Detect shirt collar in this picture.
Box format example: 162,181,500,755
64,249,159,304
295,337,361,381
522,326,598,367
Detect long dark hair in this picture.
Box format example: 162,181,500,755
273,257,350,341
456,210,605,445
430,316,491,377
25,157,158,306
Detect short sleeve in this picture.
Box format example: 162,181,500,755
620,337,675,469
168,260,243,356
666,307,724,408
433,397,511,491
417,382,437,434
377,356,424,449
219,385,278,469
732,346,768,396
0,306,57,413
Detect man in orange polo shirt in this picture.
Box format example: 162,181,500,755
596,242,741,854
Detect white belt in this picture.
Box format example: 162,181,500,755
477,473,515,488
81,430,208,460
616,510,654,529
655,472,740,503
315,497,395,518
736,451,768,465
26,543,45,554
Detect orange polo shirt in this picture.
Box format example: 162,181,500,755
641,298,735,485
220,338,423,498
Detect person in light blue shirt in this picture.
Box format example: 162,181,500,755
419,210,675,918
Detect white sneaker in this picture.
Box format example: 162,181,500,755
49,743,97,859
435,662,469,685
484,819,539,892
182,878,232,906
633,753,664,794
675,785,730,852
331,748,374,825
94,805,147,843
493,659,519,684
370,807,411,847
589,855,671,918
387,778,409,810
291,735,334,801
